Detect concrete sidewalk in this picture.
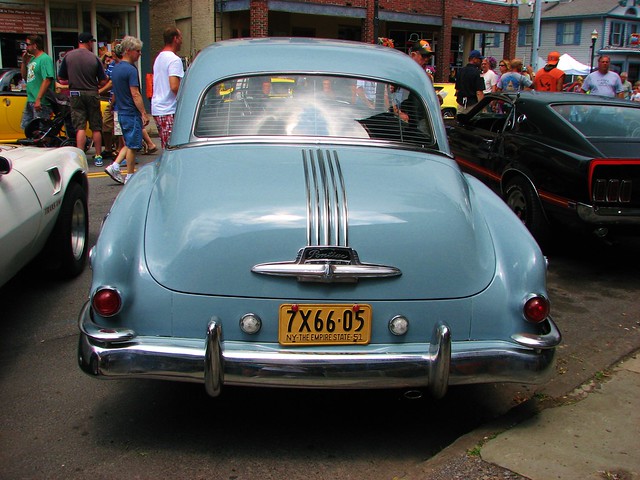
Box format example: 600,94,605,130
407,351,639,480
481,352,640,479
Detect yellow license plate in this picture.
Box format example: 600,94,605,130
279,303,372,346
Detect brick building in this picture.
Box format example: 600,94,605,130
0,1,147,71
149,0,518,82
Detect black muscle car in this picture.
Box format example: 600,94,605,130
447,91,640,244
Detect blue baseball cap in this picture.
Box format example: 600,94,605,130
469,50,484,60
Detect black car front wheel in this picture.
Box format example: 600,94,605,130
44,182,89,278
504,177,549,244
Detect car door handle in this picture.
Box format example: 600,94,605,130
2,98,10,106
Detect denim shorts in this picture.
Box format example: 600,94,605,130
118,113,143,150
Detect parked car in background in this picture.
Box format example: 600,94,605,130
447,91,640,244
79,38,560,400
0,69,27,143
0,144,89,287
0,70,108,144
434,82,457,119
0,68,23,92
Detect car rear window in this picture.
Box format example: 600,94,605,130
551,103,640,139
195,74,434,148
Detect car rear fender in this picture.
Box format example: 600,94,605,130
88,163,174,337
464,175,551,341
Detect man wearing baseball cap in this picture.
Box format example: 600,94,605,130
533,51,565,92
58,32,108,165
455,50,485,114
409,40,433,67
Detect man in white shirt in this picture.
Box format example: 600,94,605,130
151,27,184,149
581,56,624,98
480,57,498,94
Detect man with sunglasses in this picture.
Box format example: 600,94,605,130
19,35,55,132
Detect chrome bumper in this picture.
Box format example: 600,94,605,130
78,302,560,398
576,203,640,225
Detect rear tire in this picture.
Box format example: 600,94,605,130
504,177,550,246
45,182,89,278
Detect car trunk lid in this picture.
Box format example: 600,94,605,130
144,144,496,300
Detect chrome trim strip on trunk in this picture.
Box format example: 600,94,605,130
303,149,348,247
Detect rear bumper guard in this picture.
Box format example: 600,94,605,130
78,302,559,398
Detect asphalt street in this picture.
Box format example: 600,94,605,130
1,146,639,479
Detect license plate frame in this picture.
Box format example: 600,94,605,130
278,303,372,346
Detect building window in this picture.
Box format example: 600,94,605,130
389,30,431,54
484,33,500,47
51,8,78,29
556,21,581,45
518,24,532,47
610,22,625,46
628,23,639,46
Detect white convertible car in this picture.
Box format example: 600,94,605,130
0,145,89,287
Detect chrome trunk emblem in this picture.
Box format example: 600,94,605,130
252,246,402,283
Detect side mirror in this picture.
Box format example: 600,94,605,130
0,156,12,176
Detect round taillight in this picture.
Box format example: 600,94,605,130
523,295,550,323
92,288,122,317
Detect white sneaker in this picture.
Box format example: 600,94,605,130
124,173,134,184
104,163,124,184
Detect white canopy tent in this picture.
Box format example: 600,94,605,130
536,54,590,75
557,54,590,75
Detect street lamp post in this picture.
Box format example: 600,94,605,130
590,29,599,72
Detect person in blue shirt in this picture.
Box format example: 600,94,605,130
496,58,533,93
104,36,149,184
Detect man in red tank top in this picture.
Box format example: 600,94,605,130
534,51,565,92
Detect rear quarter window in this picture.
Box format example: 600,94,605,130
551,103,640,139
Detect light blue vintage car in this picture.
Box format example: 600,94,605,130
78,38,561,398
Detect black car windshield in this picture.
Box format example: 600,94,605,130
551,103,640,139
195,74,434,147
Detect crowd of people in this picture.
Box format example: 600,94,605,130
20,27,184,185
17,34,640,182
452,49,640,114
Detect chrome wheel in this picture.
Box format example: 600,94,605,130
70,197,88,261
